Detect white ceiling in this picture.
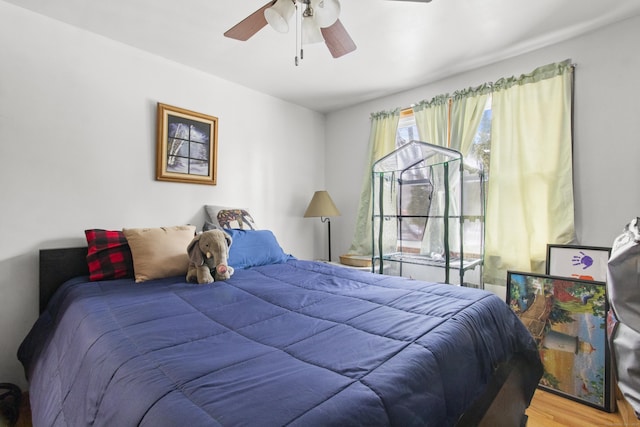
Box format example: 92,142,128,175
7,0,640,113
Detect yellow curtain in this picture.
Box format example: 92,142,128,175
347,109,400,256
413,94,449,147
450,84,492,156
485,60,575,285
447,86,492,258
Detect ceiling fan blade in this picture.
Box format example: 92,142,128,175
321,19,357,58
224,1,276,41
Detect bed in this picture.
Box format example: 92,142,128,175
18,227,542,427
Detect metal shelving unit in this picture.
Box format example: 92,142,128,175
371,140,485,287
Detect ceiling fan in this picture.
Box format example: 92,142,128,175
224,0,432,62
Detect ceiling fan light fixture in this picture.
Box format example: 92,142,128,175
265,0,296,33
302,16,324,44
225,0,356,62
313,0,340,28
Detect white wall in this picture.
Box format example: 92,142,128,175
326,15,640,278
0,2,327,389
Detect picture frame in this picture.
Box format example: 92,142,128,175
156,103,218,185
506,271,614,412
546,244,611,282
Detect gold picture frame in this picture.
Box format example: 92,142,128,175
156,103,218,185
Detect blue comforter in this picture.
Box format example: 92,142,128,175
19,260,540,426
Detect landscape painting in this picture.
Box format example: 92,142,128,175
506,271,613,412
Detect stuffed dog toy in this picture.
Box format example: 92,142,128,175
186,229,234,284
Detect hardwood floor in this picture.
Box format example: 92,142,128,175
527,389,639,427
14,390,640,426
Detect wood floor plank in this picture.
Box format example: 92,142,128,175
527,389,640,427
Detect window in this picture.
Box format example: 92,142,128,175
396,109,419,147
396,100,493,169
467,98,492,178
360,61,574,286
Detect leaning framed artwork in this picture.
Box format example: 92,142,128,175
156,103,218,185
546,245,611,282
506,271,613,412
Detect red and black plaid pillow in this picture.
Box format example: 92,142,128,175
85,229,134,281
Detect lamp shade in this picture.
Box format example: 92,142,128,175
265,0,296,33
313,0,340,28
304,191,340,218
302,16,324,44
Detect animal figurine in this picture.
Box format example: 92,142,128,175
186,229,234,284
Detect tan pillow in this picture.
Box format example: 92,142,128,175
122,225,196,283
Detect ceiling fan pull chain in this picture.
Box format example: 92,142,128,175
295,1,300,66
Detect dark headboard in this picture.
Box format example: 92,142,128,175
39,247,89,313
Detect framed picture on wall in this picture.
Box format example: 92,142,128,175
506,271,614,412
156,103,218,185
546,245,611,282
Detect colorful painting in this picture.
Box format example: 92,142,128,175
507,271,613,412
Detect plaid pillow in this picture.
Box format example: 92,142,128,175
85,229,134,281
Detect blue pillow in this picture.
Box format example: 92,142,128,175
226,229,294,270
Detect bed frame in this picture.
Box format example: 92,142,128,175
38,247,542,427
39,247,89,313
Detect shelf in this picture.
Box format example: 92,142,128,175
373,214,484,221
376,253,483,271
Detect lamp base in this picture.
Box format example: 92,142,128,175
321,217,332,262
